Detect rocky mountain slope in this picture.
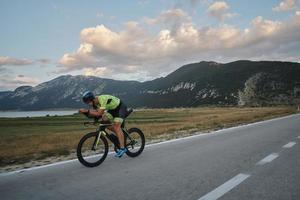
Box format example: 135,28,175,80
1,60,300,110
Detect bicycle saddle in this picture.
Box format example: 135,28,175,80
125,108,133,118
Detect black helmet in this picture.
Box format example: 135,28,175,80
82,91,95,103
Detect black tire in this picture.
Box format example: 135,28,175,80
125,128,145,157
77,132,108,167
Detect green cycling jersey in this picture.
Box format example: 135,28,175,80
96,95,120,110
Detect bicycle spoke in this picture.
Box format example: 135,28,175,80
81,135,105,163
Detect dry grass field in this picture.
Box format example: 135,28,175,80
0,106,298,167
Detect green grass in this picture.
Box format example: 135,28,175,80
0,106,298,167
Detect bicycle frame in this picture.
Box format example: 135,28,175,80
89,121,134,150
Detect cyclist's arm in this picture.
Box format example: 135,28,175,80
88,109,104,117
79,108,104,118
85,95,107,117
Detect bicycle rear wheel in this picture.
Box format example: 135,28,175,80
77,132,108,167
125,127,145,157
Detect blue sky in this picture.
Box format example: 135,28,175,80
0,0,300,91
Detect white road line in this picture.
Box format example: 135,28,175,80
297,136,300,139
1,113,300,177
147,113,300,148
256,153,279,165
0,151,115,177
198,173,250,200
282,142,296,148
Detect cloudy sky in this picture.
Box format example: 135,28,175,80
1,0,300,91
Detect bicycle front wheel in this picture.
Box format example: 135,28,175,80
77,132,108,167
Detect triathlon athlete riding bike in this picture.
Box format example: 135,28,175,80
77,91,145,167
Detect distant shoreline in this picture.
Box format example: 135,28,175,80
0,108,79,112
0,110,78,118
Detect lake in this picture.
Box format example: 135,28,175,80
0,110,78,118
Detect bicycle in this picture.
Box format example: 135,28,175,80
77,108,145,167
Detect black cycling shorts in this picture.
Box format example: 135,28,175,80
107,101,127,123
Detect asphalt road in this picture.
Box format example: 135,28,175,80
1,114,299,200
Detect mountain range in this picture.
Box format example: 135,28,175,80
1,60,300,110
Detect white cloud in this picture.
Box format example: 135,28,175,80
207,1,236,21
0,56,33,66
0,74,39,91
82,65,146,80
208,1,229,12
84,67,110,77
13,75,39,85
0,56,51,71
0,56,50,90
37,58,51,64
56,8,300,80
273,0,296,11
145,9,191,26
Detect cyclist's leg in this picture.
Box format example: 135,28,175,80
112,102,127,148
113,120,124,148
106,102,126,148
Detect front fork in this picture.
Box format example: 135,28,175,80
92,131,106,150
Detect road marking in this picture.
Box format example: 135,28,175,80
282,142,296,148
147,114,300,148
198,173,250,200
1,113,300,177
297,136,300,139
0,152,115,177
256,153,279,165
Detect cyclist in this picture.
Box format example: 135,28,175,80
79,91,128,158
